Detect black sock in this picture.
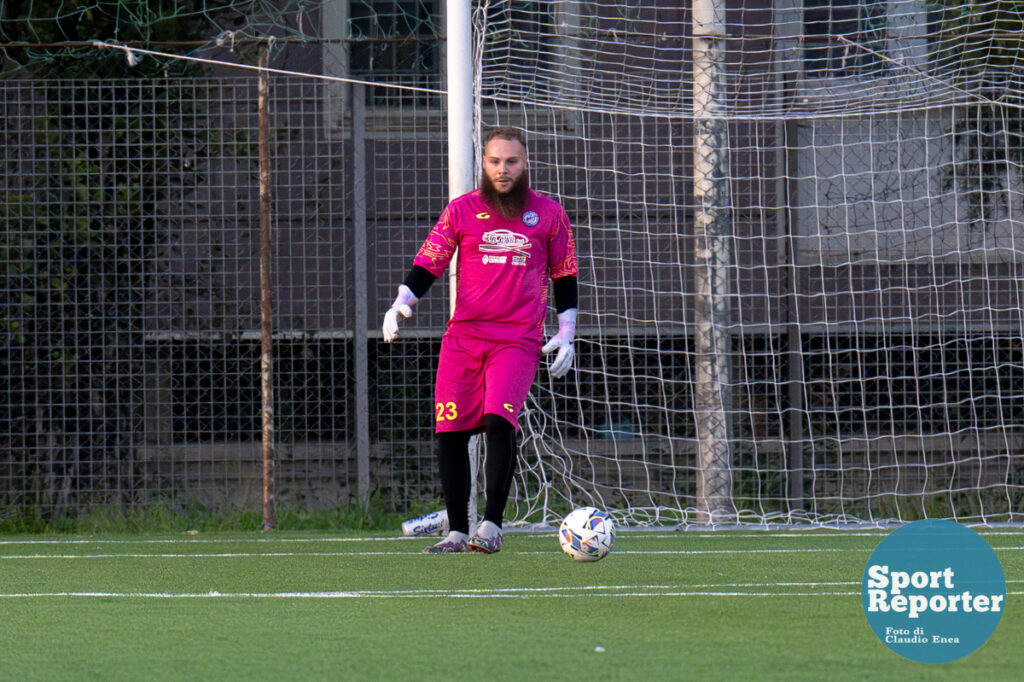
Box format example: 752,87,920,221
437,430,472,534
483,414,517,528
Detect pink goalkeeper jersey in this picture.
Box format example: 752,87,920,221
413,188,578,343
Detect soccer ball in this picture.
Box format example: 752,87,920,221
558,507,614,562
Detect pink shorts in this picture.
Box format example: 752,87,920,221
434,334,541,433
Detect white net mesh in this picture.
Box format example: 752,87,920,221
477,1,1024,526
479,1,1024,118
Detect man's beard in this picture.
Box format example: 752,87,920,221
480,168,530,220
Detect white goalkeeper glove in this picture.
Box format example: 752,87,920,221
541,308,577,379
382,285,419,342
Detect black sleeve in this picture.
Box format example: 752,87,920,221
552,275,578,313
403,265,438,299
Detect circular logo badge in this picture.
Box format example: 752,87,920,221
522,210,539,227
862,519,1005,664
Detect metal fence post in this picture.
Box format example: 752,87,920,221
351,83,371,512
258,41,277,531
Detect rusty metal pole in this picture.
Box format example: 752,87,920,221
258,41,276,531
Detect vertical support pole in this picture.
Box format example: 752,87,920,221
446,0,477,532
257,41,276,531
446,0,475,313
782,116,806,514
352,83,371,511
446,0,475,202
692,0,735,523
773,0,805,514
321,0,350,130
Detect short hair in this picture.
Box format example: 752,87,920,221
482,126,527,153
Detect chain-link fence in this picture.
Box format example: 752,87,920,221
1,75,454,517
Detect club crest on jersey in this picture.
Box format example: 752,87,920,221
479,229,532,258
522,210,539,227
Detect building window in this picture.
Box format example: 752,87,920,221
348,1,439,84
803,0,887,78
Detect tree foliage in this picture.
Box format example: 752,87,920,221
0,0,246,77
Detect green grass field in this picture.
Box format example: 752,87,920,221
1,529,1020,680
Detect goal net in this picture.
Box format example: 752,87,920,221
476,1,1024,526
3,1,1022,528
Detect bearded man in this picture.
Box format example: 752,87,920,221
382,126,579,553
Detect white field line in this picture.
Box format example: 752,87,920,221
0,528,999,544
0,537,419,546
0,582,875,600
0,548,879,560
0,585,868,598
0,551,421,559
3,545,1024,560
2,586,1023,600
0,530,1019,548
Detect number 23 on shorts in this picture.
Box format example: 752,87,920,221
435,401,458,422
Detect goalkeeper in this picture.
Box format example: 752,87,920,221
382,126,579,554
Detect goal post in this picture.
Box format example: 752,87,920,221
446,0,480,535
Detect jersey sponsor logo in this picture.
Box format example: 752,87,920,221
482,254,508,265
522,210,539,227
512,255,526,266
503,403,515,413
479,229,532,258
476,211,491,220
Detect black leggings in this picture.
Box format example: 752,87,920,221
437,414,517,534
